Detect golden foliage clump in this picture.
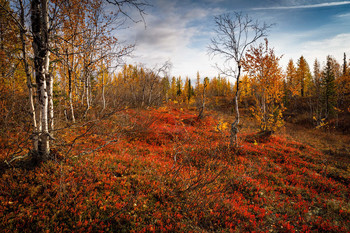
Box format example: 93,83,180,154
242,39,285,132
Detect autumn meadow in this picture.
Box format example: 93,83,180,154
1,0,350,232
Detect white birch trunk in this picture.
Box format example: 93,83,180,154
28,75,38,151
84,68,90,117
47,73,54,130
67,53,75,123
81,75,85,105
41,0,50,158
69,89,75,123
102,71,106,111
230,65,241,147
40,66,49,158
86,74,90,109
31,0,50,159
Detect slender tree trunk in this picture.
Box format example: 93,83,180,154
301,74,305,97
66,48,76,122
81,75,85,105
100,55,106,111
41,52,50,158
83,61,91,118
47,73,54,130
85,72,90,115
148,82,155,106
262,90,266,130
141,85,145,107
42,0,50,158
102,71,106,111
31,0,50,159
197,82,206,119
19,0,38,151
67,51,75,123
69,89,75,122
230,65,241,147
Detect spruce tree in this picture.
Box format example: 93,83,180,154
322,56,337,118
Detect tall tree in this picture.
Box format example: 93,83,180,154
285,59,298,98
183,77,193,103
169,76,177,101
242,39,285,133
312,59,323,126
337,53,350,108
296,56,311,97
322,56,337,119
31,0,52,159
176,76,182,97
161,75,170,103
208,12,271,147
19,0,38,149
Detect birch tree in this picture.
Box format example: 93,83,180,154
30,0,54,159
1,0,148,163
208,12,271,147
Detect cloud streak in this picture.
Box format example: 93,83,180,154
252,1,350,10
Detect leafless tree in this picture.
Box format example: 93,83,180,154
147,61,172,106
208,12,272,147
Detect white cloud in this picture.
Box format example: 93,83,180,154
300,33,350,64
121,0,221,78
252,1,350,10
274,33,350,69
335,12,350,19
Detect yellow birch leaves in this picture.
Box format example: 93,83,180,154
242,39,285,132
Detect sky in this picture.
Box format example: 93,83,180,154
119,0,350,79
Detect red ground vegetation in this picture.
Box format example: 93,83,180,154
0,107,349,232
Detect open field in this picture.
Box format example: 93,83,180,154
1,107,349,232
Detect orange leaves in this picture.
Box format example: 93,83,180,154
242,39,285,132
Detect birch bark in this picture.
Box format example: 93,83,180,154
31,0,50,159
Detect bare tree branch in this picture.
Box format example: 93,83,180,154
0,1,26,33
208,12,273,147
105,0,150,25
